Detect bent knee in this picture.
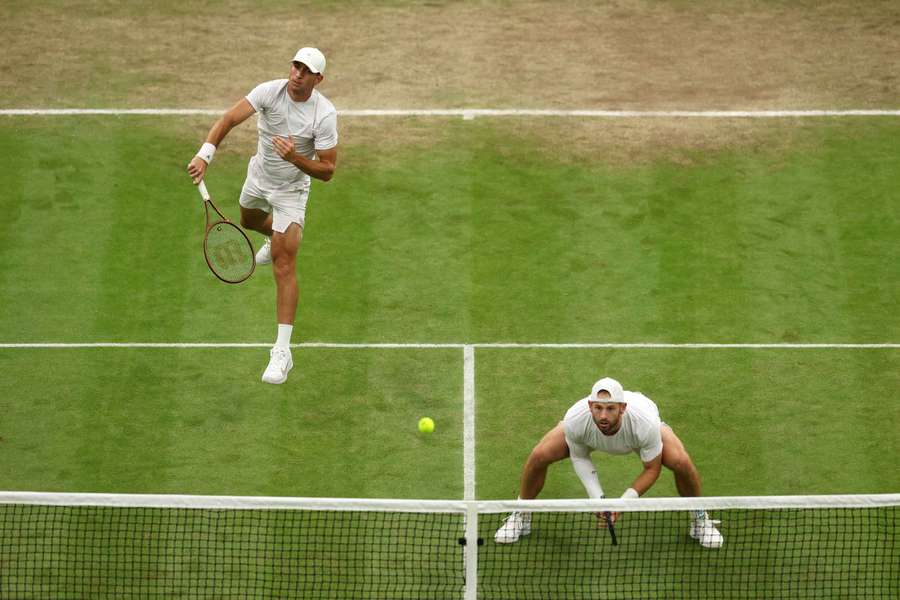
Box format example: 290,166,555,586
664,450,696,475
525,446,558,469
527,441,569,468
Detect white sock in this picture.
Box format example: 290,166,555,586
692,510,707,523
276,324,293,348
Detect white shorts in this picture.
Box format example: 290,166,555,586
239,160,309,234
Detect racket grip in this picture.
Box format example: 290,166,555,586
197,180,210,200
604,512,619,546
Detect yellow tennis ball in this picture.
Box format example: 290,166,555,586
418,417,435,434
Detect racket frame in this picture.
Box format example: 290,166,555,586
198,181,256,284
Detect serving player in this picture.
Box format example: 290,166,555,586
494,377,724,548
187,47,338,385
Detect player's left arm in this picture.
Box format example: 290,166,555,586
627,452,663,496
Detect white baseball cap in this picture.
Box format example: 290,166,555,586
292,47,326,74
590,377,625,404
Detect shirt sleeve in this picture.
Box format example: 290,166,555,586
245,80,277,113
314,110,338,151
566,435,605,499
638,424,663,463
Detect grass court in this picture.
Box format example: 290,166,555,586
0,1,898,597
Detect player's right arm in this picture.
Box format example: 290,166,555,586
566,436,605,499
187,98,257,184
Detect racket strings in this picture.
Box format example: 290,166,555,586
205,222,255,283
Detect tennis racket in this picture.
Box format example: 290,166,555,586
604,511,619,546
197,180,255,284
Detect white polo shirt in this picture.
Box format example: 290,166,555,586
245,80,338,191
563,391,663,463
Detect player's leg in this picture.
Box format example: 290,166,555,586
260,221,302,384
495,424,570,544
519,423,571,499
240,207,275,264
660,425,701,497
261,187,307,385
240,207,273,236
660,425,724,548
239,174,276,264
271,222,302,324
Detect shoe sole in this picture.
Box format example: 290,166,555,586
690,531,724,549
494,528,531,544
262,357,293,384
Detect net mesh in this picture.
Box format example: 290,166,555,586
478,506,898,599
1,494,897,599
1,503,464,599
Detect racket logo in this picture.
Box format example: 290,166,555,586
210,239,246,269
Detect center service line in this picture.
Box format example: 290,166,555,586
463,345,476,501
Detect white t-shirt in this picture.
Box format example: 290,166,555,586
563,391,663,463
245,80,338,191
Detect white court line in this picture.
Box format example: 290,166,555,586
2,108,900,118
463,345,476,501
0,342,897,349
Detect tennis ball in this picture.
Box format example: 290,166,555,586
418,417,435,434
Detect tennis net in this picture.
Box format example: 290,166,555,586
0,492,897,599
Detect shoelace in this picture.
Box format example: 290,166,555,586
697,519,722,534
505,512,531,527
270,348,290,365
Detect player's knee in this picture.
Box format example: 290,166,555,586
666,451,696,476
240,213,260,231
526,446,557,469
272,256,295,279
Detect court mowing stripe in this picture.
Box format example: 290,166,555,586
2,108,900,118
0,343,897,349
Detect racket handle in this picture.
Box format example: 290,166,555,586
604,512,619,546
197,180,210,200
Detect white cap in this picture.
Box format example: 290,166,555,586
292,47,326,74
590,377,625,404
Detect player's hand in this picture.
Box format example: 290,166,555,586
595,511,619,528
272,136,296,162
187,156,207,184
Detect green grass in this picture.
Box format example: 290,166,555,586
1,118,897,345
0,115,898,598
0,347,462,498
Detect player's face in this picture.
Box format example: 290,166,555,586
288,61,322,99
589,401,625,435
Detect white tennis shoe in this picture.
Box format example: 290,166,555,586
255,237,272,265
690,517,724,548
494,511,531,544
262,346,293,384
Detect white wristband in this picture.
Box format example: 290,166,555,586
621,487,639,499
196,142,216,164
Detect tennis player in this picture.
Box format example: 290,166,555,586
187,47,338,384
494,377,724,548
